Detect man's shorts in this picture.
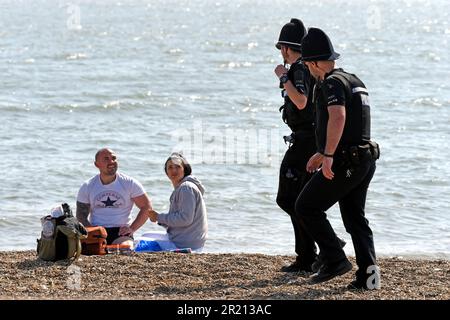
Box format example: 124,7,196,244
105,227,134,245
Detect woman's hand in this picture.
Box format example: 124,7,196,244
119,225,134,237
147,209,158,223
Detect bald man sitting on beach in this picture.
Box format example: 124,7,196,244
76,148,152,247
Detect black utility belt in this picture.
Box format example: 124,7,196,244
283,130,315,145
338,141,380,166
360,141,380,160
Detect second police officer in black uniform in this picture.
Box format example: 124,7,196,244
274,19,317,272
274,19,347,273
297,28,381,289
275,19,346,274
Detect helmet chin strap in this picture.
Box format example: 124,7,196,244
309,61,325,81
317,61,336,80
279,61,288,89
281,46,290,66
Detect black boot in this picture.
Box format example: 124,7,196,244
347,267,381,290
311,237,347,273
309,258,352,284
281,257,315,273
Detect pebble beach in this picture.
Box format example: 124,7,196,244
0,251,448,300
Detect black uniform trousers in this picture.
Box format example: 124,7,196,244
295,150,377,274
276,133,317,264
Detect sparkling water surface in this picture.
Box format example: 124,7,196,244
0,0,449,258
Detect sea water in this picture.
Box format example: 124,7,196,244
0,0,449,258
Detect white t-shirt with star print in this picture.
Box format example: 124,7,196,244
77,172,146,227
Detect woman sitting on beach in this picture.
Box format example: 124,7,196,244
146,153,208,252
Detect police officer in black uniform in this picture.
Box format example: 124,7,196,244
296,28,380,289
273,19,318,272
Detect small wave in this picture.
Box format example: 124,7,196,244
36,100,151,112
66,53,87,60
0,104,32,112
0,217,28,228
412,97,443,107
103,100,121,108
166,48,184,55
417,51,442,62
64,53,88,60
412,178,450,187
241,107,258,113
247,42,258,50
219,61,252,69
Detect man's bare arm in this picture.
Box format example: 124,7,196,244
76,201,92,227
129,194,152,233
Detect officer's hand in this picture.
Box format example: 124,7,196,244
322,157,335,180
275,65,288,78
306,152,324,173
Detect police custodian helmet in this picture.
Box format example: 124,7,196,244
301,27,340,61
275,18,307,51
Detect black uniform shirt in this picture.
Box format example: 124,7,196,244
281,59,315,133
314,68,371,153
289,60,309,96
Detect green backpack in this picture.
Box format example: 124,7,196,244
37,203,88,262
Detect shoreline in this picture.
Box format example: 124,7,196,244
1,251,448,300
3,248,449,261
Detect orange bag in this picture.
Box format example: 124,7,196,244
81,226,107,255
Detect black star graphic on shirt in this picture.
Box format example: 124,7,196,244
101,196,117,207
